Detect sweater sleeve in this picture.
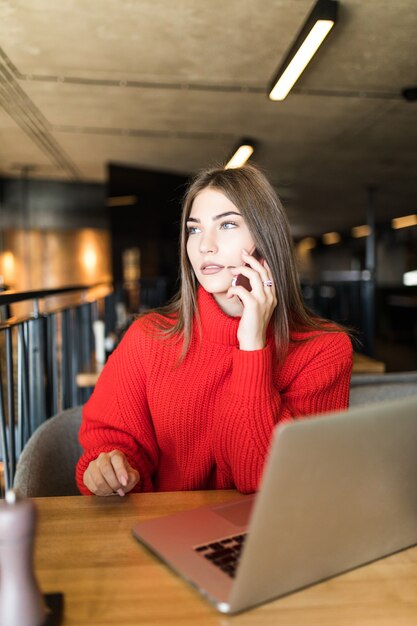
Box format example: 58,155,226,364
212,332,353,494
76,321,159,495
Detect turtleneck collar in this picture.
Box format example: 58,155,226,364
196,287,240,346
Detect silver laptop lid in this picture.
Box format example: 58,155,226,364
132,395,417,614
228,394,417,612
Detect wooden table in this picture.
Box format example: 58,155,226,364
352,352,386,374
35,491,417,626
75,362,103,388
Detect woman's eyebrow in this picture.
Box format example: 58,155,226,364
187,211,241,223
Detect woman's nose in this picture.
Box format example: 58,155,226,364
199,233,218,254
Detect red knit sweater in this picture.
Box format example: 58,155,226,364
76,288,352,495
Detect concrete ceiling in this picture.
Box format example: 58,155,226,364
0,0,416,237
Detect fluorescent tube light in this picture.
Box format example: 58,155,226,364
225,142,255,169
107,195,137,207
298,237,317,251
269,21,334,101
269,0,338,102
403,270,417,286
351,225,371,238
322,231,341,245
391,214,417,229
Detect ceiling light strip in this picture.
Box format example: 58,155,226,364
322,231,341,245
392,214,417,229
225,143,255,169
106,196,138,207
269,0,338,102
351,225,371,238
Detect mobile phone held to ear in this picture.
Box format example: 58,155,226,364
234,249,262,292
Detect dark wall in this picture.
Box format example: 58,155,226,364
0,167,190,298
0,177,108,229
108,164,190,298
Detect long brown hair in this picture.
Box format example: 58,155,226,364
149,164,341,359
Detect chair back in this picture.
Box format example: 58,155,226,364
350,372,417,406
13,406,83,497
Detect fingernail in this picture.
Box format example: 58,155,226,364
242,249,249,255
117,488,125,497
120,474,128,486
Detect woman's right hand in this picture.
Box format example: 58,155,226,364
83,450,140,496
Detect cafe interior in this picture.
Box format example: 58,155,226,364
0,1,416,624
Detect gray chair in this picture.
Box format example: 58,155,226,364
350,371,417,406
13,406,83,497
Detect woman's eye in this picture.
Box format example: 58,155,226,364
187,225,200,235
220,221,237,230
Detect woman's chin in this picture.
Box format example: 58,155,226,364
198,277,231,295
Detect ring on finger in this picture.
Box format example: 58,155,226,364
263,279,273,287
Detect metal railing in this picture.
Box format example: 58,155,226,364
0,283,114,491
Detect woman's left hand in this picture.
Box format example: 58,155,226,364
227,249,277,351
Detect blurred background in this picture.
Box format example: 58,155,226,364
0,0,416,370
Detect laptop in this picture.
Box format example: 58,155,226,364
132,394,417,614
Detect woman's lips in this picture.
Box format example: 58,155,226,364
201,264,224,275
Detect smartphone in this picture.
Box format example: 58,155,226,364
234,249,262,292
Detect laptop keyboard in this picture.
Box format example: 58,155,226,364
194,533,247,578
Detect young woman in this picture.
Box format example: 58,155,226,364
76,164,352,496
